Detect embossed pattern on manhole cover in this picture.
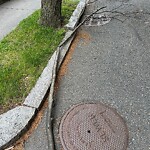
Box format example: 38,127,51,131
59,103,128,150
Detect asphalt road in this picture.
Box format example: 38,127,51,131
0,0,40,41
24,0,150,150
24,108,49,150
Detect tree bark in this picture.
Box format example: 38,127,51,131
41,0,62,28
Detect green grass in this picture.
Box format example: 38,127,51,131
0,0,78,107
62,0,79,23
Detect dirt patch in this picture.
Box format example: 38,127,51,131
55,30,91,91
6,143,24,150
0,101,22,115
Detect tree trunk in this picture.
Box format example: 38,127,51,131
41,0,62,28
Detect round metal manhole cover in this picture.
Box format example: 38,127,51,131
59,103,128,150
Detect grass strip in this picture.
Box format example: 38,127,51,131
0,0,78,110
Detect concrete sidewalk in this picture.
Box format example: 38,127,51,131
0,0,40,41
24,0,149,150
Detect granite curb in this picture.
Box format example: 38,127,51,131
0,0,87,149
66,0,87,30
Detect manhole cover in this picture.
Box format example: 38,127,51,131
59,103,128,150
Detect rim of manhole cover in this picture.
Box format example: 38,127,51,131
59,103,128,150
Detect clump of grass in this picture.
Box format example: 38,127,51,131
0,0,78,109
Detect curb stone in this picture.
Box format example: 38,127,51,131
66,0,87,30
0,0,87,149
23,51,57,109
0,106,36,150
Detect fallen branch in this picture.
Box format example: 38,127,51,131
59,6,107,47
46,50,59,150
46,6,107,150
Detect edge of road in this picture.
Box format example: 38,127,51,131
0,0,87,149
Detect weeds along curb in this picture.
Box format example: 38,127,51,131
0,0,87,149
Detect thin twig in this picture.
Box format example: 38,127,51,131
59,6,107,47
95,10,126,17
46,50,59,150
111,2,124,11
87,0,98,5
109,16,124,23
4,146,14,150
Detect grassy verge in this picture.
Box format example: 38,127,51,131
0,0,78,112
